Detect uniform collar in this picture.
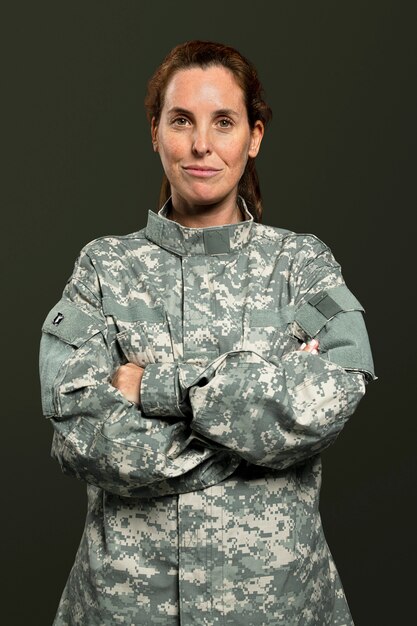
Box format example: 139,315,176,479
145,197,254,256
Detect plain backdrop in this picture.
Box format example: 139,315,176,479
2,1,416,624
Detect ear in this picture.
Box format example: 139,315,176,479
151,117,159,152
248,120,264,158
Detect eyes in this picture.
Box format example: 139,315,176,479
218,118,233,129
171,116,234,130
172,117,189,127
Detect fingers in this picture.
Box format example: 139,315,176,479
111,363,145,405
299,338,319,355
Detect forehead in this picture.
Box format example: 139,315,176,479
163,66,246,111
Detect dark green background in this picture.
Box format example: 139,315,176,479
2,1,416,624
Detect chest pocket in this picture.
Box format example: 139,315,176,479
102,296,174,367
244,304,299,361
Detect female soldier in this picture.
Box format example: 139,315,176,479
40,40,375,625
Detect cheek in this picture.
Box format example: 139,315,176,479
158,135,186,164
226,143,250,173
218,132,250,170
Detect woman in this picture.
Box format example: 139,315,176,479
40,41,376,625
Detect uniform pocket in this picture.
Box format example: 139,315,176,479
208,471,300,619
293,284,376,379
39,298,105,417
102,297,174,366
115,328,156,367
244,304,299,360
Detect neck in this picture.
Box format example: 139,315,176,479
167,197,244,228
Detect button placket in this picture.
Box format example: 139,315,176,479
182,256,219,364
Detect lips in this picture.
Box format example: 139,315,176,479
182,165,222,178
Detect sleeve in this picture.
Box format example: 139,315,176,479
39,246,236,498
139,236,376,470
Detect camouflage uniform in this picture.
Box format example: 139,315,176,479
40,198,375,625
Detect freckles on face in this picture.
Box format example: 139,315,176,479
153,66,263,210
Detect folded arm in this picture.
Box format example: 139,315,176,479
39,248,237,498
139,239,376,470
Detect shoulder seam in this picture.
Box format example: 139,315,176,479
81,229,147,254
253,225,331,251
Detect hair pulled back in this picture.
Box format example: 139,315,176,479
145,40,272,222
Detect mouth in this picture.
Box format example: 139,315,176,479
182,166,222,178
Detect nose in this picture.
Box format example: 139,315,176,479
191,126,212,156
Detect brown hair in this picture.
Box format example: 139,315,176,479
145,40,272,222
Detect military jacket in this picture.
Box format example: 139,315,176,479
40,199,375,625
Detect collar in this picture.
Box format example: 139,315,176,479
144,197,254,256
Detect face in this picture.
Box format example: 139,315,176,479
152,66,264,214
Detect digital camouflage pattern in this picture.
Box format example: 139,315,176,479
40,199,375,625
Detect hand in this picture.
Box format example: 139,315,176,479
111,363,145,405
299,338,319,355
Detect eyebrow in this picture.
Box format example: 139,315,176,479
166,107,240,118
